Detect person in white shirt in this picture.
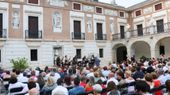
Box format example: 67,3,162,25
107,72,118,85
52,78,68,95
102,66,111,77
8,77,28,95
124,70,135,93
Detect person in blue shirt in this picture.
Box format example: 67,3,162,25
69,77,85,95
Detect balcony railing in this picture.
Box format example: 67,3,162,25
72,32,85,40
95,34,107,40
112,22,170,40
25,30,42,39
112,32,127,40
129,26,151,37
0,29,7,38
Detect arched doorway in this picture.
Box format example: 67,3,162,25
113,44,127,63
155,37,170,58
131,41,151,59
117,46,127,63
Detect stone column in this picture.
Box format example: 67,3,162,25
127,45,132,58
150,44,157,58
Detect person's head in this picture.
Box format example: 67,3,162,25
107,81,117,91
135,80,150,94
16,70,20,75
6,71,10,75
64,75,71,86
145,73,153,82
46,76,55,86
96,79,103,85
103,66,107,70
94,72,99,78
125,70,132,78
116,70,124,80
57,78,63,86
74,77,80,86
166,80,170,92
151,72,158,80
93,84,102,94
9,76,17,84
108,72,114,79
28,81,36,90
31,70,36,76
10,73,17,78
136,66,141,71
81,76,87,83
89,76,95,84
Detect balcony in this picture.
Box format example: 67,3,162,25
95,34,107,40
130,22,170,37
129,26,151,38
112,22,170,40
112,32,127,40
25,30,42,39
72,32,85,40
0,29,7,39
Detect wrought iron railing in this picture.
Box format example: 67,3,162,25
0,29,7,38
95,34,107,40
72,32,85,40
25,30,42,39
112,32,127,40
112,22,170,40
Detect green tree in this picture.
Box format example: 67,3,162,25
10,57,29,71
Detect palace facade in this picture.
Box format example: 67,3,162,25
0,0,170,68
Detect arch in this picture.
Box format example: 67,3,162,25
155,37,170,58
112,43,127,63
131,41,151,59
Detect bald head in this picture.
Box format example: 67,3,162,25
108,72,114,79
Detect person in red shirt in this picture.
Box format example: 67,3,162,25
151,72,163,95
80,76,87,88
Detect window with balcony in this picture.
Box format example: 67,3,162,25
120,25,125,39
156,19,164,33
155,3,162,11
26,16,41,39
73,3,81,10
96,7,102,13
76,49,81,59
119,12,125,17
0,13,2,38
30,49,38,61
99,48,103,58
73,20,84,40
137,24,143,36
135,10,141,17
28,0,38,4
96,23,104,40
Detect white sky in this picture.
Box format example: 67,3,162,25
99,0,146,8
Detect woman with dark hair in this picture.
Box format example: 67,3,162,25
37,74,45,90
26,81,39,95
107,81,120,95
135,80,151,95
63,75,73,88
85,76,95,93
145,73,154,89
165,80,170,95
151,72,162,95
8,76,28,95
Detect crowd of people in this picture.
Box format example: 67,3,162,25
0,55,170,95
